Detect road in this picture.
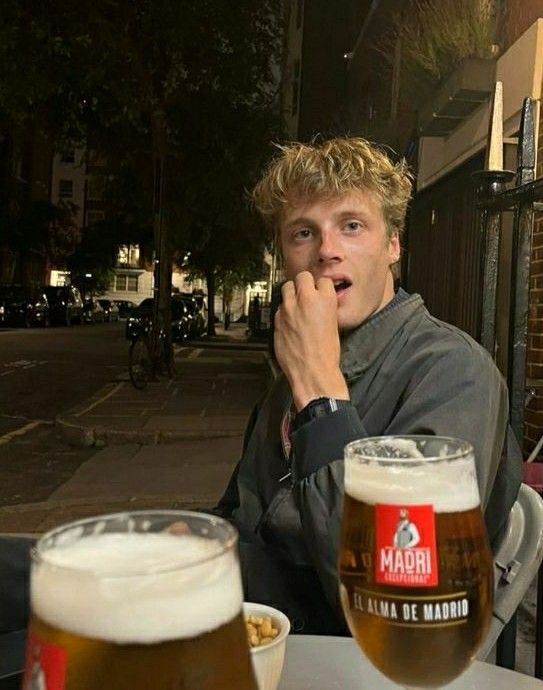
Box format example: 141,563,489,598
0,321,127,426
0,322,128,506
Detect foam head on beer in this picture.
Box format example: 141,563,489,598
32,531,243,644
344,437,481,511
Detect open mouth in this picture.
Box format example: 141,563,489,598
333,280,352,294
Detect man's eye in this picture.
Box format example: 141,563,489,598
344,221,362,232
293,228,313,240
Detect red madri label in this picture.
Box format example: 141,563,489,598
375,503,438,587
22,631,67,690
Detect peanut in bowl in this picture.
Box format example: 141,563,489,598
244,602,290,690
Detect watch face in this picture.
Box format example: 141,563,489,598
309,398,335,418
295,397,346,432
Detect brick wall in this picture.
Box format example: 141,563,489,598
524,101,543,455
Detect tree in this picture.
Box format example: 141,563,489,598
0,193,79,284
174,99,279,334
0,0,283,342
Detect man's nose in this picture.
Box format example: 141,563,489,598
318,230,344,263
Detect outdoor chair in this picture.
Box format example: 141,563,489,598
477,482,543,661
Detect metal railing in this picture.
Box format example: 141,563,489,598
474,95,542,676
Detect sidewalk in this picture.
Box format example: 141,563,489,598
0,323,272,534
57,322,272,448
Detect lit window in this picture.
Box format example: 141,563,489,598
117,244,140,267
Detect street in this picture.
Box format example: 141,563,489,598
0,323,268,511
0,322,128,506
0,321,127,428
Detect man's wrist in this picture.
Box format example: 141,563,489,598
292,376,349,411
293,396,351,431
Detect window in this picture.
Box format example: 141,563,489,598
117,244,140,267
87,150,106,166
114,274,138,292
60,151,75,163
59,179,73,199
86,211,105,226
87,175,105,201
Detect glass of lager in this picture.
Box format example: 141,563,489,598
22,510,258,690
339,436,493,689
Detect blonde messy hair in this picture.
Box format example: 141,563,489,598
252,137,413,240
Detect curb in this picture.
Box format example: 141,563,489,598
56,412,246,448
56,415,97,448
190,340,268,352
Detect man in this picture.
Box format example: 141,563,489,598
393,509,420,549
214,137,521,634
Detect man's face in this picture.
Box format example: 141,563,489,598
280,190,400,331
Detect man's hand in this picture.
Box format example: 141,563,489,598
274,272,349,411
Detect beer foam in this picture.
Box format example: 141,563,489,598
32,532,243,644
344,453,480,512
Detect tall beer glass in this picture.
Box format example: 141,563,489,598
339,436,493,689
22,511,258,690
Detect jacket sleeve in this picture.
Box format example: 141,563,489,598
290,344,511,617
212,403,260,519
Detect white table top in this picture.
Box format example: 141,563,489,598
278,636,543,689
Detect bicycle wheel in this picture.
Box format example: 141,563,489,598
129,336,151,390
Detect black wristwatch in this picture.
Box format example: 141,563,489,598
293,397,350,431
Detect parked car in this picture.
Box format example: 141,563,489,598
43,285,83,326
112,299,137,319
98,299,120,322
179,295,206,338
0,285,50,327
82,298,105,324
125,296,190,342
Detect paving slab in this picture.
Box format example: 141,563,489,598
48,438,241,503
55,345,271,447
143,415,210,432
0,495,214,534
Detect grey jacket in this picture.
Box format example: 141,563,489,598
216,291,522,632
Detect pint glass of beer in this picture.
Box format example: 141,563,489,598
22,511,258,690
339,436,493,689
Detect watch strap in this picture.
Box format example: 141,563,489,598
293,397,350,431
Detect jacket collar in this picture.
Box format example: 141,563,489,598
340,289,425,381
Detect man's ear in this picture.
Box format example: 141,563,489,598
388,232,401,265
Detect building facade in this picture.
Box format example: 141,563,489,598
284,0,543,453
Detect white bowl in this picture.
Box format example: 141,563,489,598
244,601,290,690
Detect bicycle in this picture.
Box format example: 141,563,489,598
128,323,175,390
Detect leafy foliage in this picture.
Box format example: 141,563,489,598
0,195,79,262
67,220,118,295
0,0,283,318
375,0,500,103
